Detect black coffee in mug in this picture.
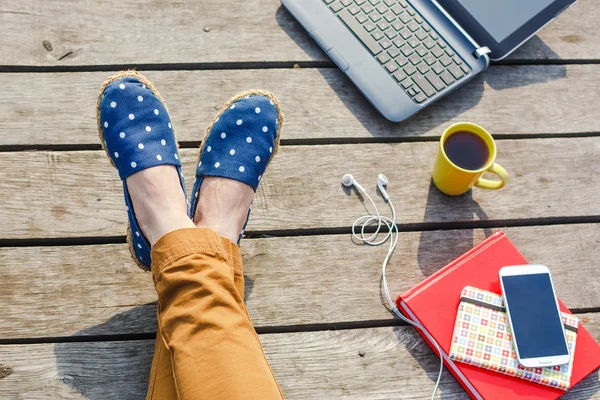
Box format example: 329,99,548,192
443,131,489,171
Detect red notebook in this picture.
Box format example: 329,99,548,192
396,231,600,400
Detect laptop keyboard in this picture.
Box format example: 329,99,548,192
323,0,471,104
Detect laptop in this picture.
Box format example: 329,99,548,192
281,0,577,122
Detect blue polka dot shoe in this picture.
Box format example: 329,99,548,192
189,90,283,244
96,71,186,270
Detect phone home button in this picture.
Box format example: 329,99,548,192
538,360,553,365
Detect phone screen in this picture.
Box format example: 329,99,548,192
501,273,569,359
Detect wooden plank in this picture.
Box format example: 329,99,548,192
1,65,599,145
0,316,599,399
1,224,599,339
1,138,599,239
0,0,595,66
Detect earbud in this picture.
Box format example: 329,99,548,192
342,174,366,193
377,174,390,201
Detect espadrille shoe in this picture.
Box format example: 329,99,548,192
97,71,186,270
189,91,283,244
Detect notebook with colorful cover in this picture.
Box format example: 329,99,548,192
395,231,600,400
450,286,579,390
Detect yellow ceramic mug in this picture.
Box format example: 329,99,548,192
432,122,509,196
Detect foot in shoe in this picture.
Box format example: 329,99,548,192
188,91,283,245
193,177,255,244
127,165,195,245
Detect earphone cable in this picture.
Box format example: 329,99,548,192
351,190,444,400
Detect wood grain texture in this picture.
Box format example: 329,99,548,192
2,138,599,239
0,0,594,66
1,65,599,145
1,224,599,339
0,318,599,399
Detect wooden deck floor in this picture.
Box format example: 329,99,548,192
1,0,599,398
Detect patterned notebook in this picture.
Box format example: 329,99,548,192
449,286,578,391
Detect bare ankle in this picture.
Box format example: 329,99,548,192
127,166,195,245
194,177,254,243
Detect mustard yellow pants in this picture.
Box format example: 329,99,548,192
145,228,284,400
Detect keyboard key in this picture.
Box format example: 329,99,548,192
408,53,421,65
400,43,414,56
391,4,403,15
395,55,409,66
385,29,398,39
356,12,369,23
424,71,446,91
388,47,401,58
424,54,436,65
416,45,428,57
439,71,455,85
460,64,470,74
399,0,408,7
362,3,374,13
391,21,403,31
384,0,395,6
431,62,444,74
393,70,407,82
385,60,399,72
448,64,464,80
445,48,455,57
453,56,463,65
376,4,387,13
422,24,431,32
413,74,436,97
338,9,383,54
404,65,417,75
415,29,428,41
369,12,382,22
364,21,377,32
417,63,430,74
330,0,344,12
415,16,423,24
407,87,418,96
423,37,436,49
431,46,444,58
377,20,390,30
377,52,391,63
407,21,419,32
372,29,384,40
380,39,392,49
355,0,366,4
384,11,396,22
414,93,427,103
348,5,361,14
324,0,335,3
401,78,414,89
439,55,452,66
341,0,352,5
393,37,405,47
437,40,447,48
407,37,420,48
399,12,411,23
430,32,439,40
399,27,412,39
407,7,416,15
369,0,381,4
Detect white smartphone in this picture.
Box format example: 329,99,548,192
499,264,570,368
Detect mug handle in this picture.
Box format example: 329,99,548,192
474,163,509,190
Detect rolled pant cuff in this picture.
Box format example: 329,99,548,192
151,227,242,281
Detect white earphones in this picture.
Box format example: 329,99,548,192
342,173,390,201
343,173,443,400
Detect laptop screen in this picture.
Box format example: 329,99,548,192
436,0,576,60
456,0,554,42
